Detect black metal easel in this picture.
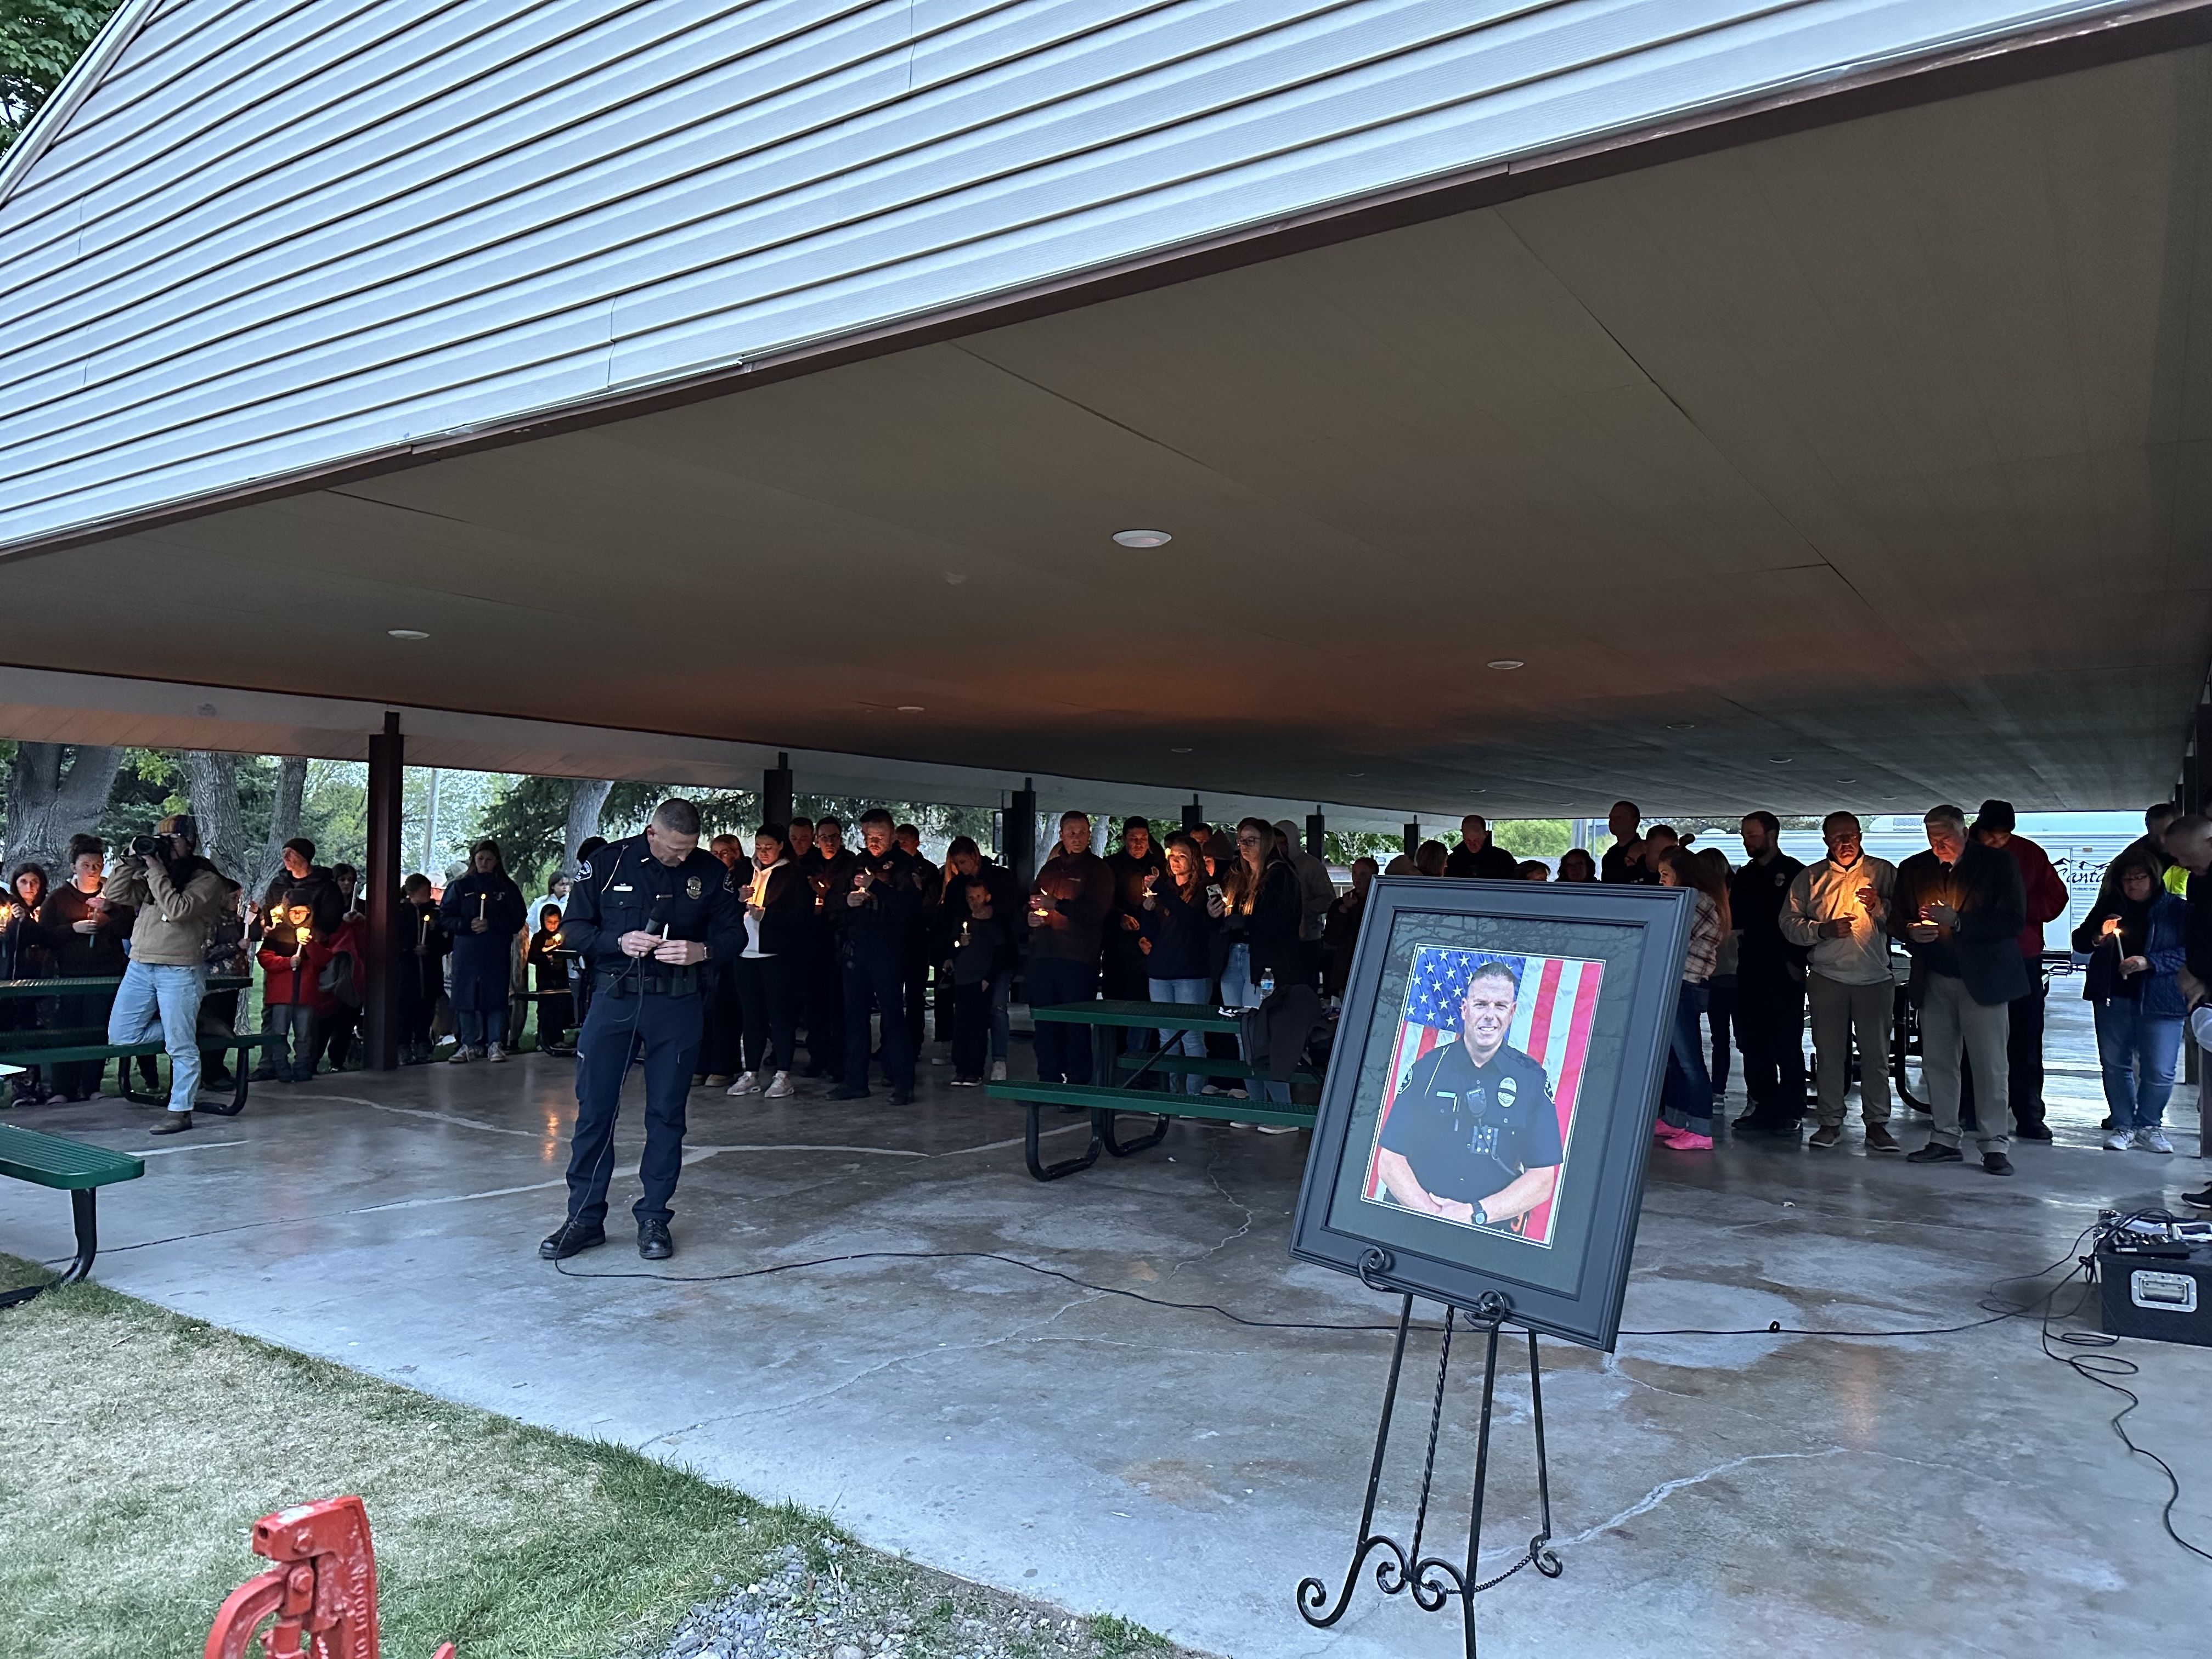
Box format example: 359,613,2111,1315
1296,1250,1561,1657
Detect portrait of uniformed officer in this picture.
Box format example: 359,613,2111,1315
539,798,742,1262
1374,960,1564,1235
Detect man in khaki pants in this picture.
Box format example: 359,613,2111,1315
1782,812,1900,1152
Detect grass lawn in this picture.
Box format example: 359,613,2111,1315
0,1256,1195,1659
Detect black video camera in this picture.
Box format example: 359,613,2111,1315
129,833,161,856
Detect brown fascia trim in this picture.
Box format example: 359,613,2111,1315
9,0,2211,565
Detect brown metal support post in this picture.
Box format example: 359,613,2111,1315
363,712,404,1071
1306,809,1326,859
1182,795,1206,833
1403,822,1419,857
764,751,793,830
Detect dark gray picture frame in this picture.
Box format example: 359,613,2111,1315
1289,876,1694,1350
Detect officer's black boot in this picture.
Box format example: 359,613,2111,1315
539,1217,606,1260
637,1218,673,1260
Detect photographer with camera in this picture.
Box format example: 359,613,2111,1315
100,814,229,1136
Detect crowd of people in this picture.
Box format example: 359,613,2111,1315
1594,797,2212,1208
8,792,2207,1211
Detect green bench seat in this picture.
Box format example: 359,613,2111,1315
0,1121,143,1308
983,1079,1316,1181
1113,1053,1322,1086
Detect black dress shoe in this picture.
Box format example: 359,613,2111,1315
1905,1142,1962,1165
2012,1123,2053,1142
637,1218,673,1260
1982,1152,2014,1176
826,1085,869,1101
888,1088,914,1106
538,1218,606,1260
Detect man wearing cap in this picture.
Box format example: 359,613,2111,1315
1963,801,2068,1141
100,814,230,1136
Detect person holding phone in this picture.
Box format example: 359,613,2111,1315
2071,853,2190,1153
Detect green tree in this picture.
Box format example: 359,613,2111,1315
1492,819,1572,858
1,0,121,151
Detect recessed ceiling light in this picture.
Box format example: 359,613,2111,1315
387,629,429,640
1170,746,1192,754
896,704,925,713
942,572,967,585
1667,722,1696,731
1769,756,1793,764
1837,777,1857,784
1347,772,1365,778
1113,529,1172,549
1486,659,1523,671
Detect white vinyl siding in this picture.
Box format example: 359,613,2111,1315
0,0,2143,546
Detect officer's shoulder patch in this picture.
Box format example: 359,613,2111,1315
576,858,592,879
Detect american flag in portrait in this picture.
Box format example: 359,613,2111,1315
1362,946,1605,1245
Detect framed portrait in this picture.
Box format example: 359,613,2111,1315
1290,877,1694,1350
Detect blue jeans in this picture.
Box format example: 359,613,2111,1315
1150,975,1212,1094
1660,980,1713,1131
2094,998,2182,1129
108,961,206,1113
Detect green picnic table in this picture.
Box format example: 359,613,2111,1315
0,975,260,1114
984,999,1317,1180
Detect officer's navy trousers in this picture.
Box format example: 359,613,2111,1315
842,946,914,1093
565,987,703,1227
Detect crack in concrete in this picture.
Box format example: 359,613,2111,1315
1547,1448,1849,1554
1163,1152,1255,1284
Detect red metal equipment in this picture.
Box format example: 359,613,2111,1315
203,1496,454,1659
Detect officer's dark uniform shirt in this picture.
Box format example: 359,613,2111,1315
1730,853,1809,972
837,844,926,954
561,834,743,995
1380,1038,1563,1215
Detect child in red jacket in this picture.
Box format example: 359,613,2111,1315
257,900,335,1084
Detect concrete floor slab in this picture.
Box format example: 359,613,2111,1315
4,999,2207,1657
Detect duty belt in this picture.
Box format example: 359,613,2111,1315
595,963,702,997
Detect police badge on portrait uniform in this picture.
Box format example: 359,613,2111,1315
686,875,703,899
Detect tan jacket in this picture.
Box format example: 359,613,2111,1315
1780,855,1897,986
101,856,229,967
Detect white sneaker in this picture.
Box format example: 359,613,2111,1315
487,1043,507,1064
2136,1127,2174,1154
1200,1084,1223,1096
449,1045,475,1065
990,1059,1007,1081
2102,1127,2132,1150
726,1071,759,1096
1256,1123,1300,1135
1227,1121,1255,1130
1226,1088,1249,1100
764,1071,795,1099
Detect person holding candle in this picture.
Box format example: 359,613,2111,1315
1729,811,1810,1137
1025,811,1114,1087
1890,804,2028,1175
2070,851,2190,1153
798,816,854,1079
938,836,1023,1082
42,834,130,1101
2,862,58,1105
255,900,332,1084
526,902,576,1054
1781,812,1900,1151
726,824,809,1099
396,873,449,1064
438,839,527,1063
693,833,748,1085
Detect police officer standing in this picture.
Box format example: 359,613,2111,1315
826,808,926,1104
540,799,742,1261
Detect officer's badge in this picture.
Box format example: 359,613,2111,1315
1498,1076,1518,1109
686,876,703,899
